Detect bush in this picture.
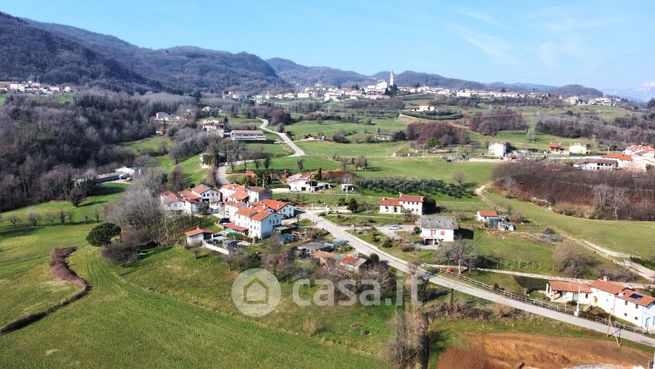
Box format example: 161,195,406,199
101,242,139,266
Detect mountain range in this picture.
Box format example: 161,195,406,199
0,11,605,97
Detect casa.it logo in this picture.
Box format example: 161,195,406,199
231,268,281,317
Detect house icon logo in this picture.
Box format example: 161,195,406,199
231,268,280,317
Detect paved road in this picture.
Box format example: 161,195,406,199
258,118,305,157
215,118,304,185
300,210,655,347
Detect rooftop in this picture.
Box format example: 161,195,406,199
418,215,459,230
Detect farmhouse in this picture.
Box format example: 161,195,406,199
603,153,632,168
417,215,458,244
378,193,424,215
568,143,588,155
549,142,563,154
160,191,201,215
546,278,655,330
259,198,295,218
475,210,498,222
230,130,267,141
488,142,508,158
545,280,592,304
286,173,328,192
340,255,367,273
184,227,215,245
191,184,220,205
574,158,618,171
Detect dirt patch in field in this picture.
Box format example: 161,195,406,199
437,332,651,369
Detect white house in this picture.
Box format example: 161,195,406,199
287,174,319,192
184,227,215,245
247,186,272,203
191,184,220,205
475,210,498,222
488,142,508,158
160,191,201,215
545,280,592,305
568,143,588,155
222,201,246,219
378,193,424,215
546,278,655,330
603,154,633,169
260,199,295,218
574,158,618,171
417,215,458,244
248,210,282,239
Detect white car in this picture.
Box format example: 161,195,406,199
389,224,401,231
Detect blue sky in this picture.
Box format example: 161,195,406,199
3,0,654,89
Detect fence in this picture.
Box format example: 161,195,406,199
429,266,652,337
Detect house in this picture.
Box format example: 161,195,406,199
568,143,588,155
340,255,367,273
624,144,655,157
549,142,563,154
115,166,137,177
260,199,295,218
223,201,246,219
475,210,498,222
378,193,424,215
628,156,655,172
574,158,618,171
247,186,272,203
590,279,655,330
219,184,250,203
417,215,458,244
340,183,355,192
191,184,220,205
545,278,655,330
488,142,508,158
184,227,215,245
546,281,592,304
160,191,201,215
287,174,321,192
230,130,267,141
248,210,282,239
603,153,632,168
296,242,334,256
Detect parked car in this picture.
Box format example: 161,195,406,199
389,224,401,231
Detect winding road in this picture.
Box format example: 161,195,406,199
216,118,304,185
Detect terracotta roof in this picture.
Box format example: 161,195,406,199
160,191,180,202
224,201,245,208
548,280,591,294
619,289,655,307
379,197,401,206
235,207,259,217
184,227,214,237
399,194,424,202
603,153,632,161
261,199,289,212
590,279,626,295
549,142,561,149
250,210,275,222
627,144,655,152
312,250,336,260
192,184,213,194
477,210,498,218
228,190,249,201
178,190,201,202
340,255,367,267
224,223,248,232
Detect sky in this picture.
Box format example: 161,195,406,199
3,0,654,90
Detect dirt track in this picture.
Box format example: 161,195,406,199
437,332,651,369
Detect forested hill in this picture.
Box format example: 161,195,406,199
267,58,372,87
0,11,289,93
0,12,153,91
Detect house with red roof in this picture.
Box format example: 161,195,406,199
159,190,201,215
260,199,295,218
378,193,424,215
191,184,220,205
184,227,215,245
475,210,498,222
339,254,367,273
546,277,655,329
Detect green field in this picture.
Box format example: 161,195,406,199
0,95,6,106
287,119,407,141
297,141,409,158
485,191,655,258
467,130,598,152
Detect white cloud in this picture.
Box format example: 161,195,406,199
453,8,510,30
450,26,521,66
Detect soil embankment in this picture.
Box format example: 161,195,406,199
437,332,650,369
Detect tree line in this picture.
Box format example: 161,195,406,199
494,161,655,220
